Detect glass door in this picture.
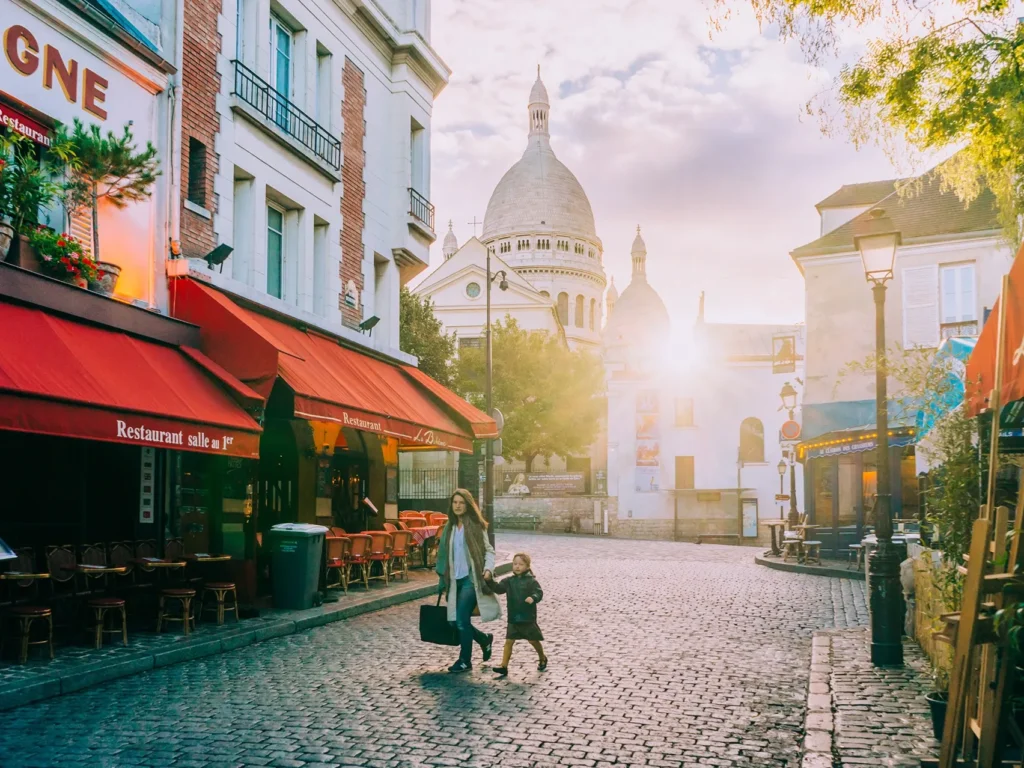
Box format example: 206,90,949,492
269,16,292,128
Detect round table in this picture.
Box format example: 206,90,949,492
759,520,788,557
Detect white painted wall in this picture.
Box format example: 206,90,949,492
819,204,872,236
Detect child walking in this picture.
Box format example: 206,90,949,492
485,553,547,676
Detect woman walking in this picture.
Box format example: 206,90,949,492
436,489,500,673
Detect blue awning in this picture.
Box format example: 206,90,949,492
915,336,976,439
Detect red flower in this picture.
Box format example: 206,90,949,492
57,239,66,247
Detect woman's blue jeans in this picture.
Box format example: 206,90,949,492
453,576,488,664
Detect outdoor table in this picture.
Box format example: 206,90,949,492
409,525,440,567
132,558,187,569
184,554,232,563
0,572,50,581
759,520,787,557
63,564,128,575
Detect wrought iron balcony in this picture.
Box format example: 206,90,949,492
941,320,979,339
408,188,435,232
231,60,340,170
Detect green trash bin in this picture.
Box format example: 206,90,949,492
268,523,328,609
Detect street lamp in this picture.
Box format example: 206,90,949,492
485,245,508,546
779,382,801,528
855,207,903,667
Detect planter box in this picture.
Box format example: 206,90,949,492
5,234,41,273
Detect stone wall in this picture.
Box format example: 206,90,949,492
912,549,952,678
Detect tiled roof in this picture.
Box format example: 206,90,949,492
793,176,1000,258
815,179,898,210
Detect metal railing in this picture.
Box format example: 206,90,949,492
232,60,341,170
941,320,979,339
408,188,435,231
399,469,458,500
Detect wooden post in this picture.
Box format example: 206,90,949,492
985,274,1010,516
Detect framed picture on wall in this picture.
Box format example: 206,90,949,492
386,466,398,504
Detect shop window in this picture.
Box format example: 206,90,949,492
675,456,694,490
267,204,284,298
187,138,207,208
739,417,764,464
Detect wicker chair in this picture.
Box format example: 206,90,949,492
366,532,393,586
389,531,413,582
325,536,351,593
346,534,372,589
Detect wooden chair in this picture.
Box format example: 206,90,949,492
389,531,413,582
383,522,398,533
347,534,372,589
108,541,136,592
199,583,238,625
157,588,195,635
428,513,448,527
133,539,158,589
2,606,53,663
803,540,823,565
404,515,428,529
325,536,351,593
366,532,393,586
163,538,186,585
45,544,77,600
848,543,865,571
782,539,802,563
6,548,39,604
78,542,108,596
329,527,347,537
87,597,127,648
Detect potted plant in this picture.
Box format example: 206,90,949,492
28,227,98,288
0,132,75,263
925,662,950,741
58,119,158,278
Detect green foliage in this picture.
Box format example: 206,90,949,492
399,287,457,388
454,317,605,467
0,131,76,235
57,119,159,260
710,0,1024,244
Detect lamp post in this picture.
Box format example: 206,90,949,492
777,459,787,520
485,245,508,547
855,208,903,667
780,381,800,528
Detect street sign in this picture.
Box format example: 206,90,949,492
491,408,504,435
780,420,802,440
775,494,790,502
491,438,503,457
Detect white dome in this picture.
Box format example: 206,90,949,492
482,72,599,244
604,227,669,346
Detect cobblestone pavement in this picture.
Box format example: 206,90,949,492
1,535,869,768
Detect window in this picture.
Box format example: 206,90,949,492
186,138,207,208
589,298,596,329
739,417,764,464
410,118,425,193
466,281,481,298
315,45,332,125
940,263,977,337
902,264,940,349
459,337,483,350
235,0,245,60
574,294,584,327
675,456,694,490
269,15,292,127
557,292,569,325
540,290,550,300
675,398,694,427
266,204,284,298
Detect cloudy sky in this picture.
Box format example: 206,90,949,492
422,0,905,329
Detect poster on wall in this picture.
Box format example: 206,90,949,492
772,334,797,374
501,472,586,496
634,390,660,492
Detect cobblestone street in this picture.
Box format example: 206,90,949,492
1,535,870,768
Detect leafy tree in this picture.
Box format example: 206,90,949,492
58,119,159,261
399,286,457,388
711,0,1024,243
455,317,605,469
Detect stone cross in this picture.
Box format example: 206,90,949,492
468,216,482,238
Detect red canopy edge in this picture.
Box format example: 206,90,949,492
170,279,481,452
180,346,265,409
966,242,1024,417
400,365,498,439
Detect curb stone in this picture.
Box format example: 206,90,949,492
0,559,513,712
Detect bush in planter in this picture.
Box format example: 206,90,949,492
0,132,76,259
28,227,98,285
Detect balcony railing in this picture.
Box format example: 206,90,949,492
408,187,435,231
232,60,341,170
941,320,979,339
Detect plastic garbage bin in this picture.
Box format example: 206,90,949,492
267,523,328,609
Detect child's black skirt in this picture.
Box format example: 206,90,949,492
507,621,544,641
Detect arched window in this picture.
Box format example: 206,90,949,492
540,290,550,300
589,298,596,329
574,295,584,327
557,292,569,325
739,418,765,464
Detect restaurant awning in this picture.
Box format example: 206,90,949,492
967,243,1024,418
169,279,493,453
0,299,262,458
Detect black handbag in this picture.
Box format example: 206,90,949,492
419,593,459,646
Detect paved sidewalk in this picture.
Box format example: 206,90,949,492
804,626,938,767
0,553,512,712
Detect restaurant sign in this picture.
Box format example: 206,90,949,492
804,432,915,460
294,400,473,453
0,100,50,145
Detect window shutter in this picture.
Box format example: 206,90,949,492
902,265,940,349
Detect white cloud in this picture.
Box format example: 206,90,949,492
426,0,899,326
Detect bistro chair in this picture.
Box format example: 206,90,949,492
803,540,823,565
383,522,398,533
404,515,429,528
133,540,158,589
389,531,413,582
428,513,448,527
78,543,109,596
87,597,127,648
107,541,136,592
5,548,40,605
366,532,393,586
325,536,351,593
1,605,53,663
45,544,77,600
346,534,372,590
781,539,802,563
157,588,196,635
329,527,347,537
848,543,865,571
199,582,238,625
164,538,186,585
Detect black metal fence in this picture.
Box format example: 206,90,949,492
399,469,458,500
408,187,435,230
232,60,341,170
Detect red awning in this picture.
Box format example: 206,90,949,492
401,365,499,439
967,243,1024,417
170,279,494,453
0,299,262,457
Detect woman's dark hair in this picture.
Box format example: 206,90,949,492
446,488,488,529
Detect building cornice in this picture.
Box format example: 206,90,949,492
790,231,1006,275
